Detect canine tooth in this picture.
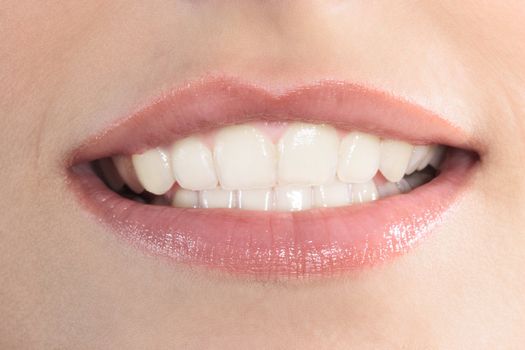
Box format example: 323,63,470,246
417,145,437,171
313,182,351,208
380,140,413,182
173,189,199,208
214,125,276,190
377,182,401,198
429,146,446,169
98,158,124,191
170,137,217,190
112,155,144,193
338,132,380,183
278,123,339,185
351,181,378,203
405,145,431,175
238,189,273,211
274,185,312,211
132,148,174,195
199,189,236,209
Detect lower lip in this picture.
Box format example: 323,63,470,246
71,149,476,278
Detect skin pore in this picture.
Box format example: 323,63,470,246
1,1,524,349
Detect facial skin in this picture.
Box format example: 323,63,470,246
1,1,524,349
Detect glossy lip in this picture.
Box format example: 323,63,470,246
69,77,479,278
71,78,480,163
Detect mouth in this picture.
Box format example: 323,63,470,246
69,78,479,278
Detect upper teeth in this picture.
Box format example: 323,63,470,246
109,122,444,209
170,136,218,190
131,147,173,195
214,125,277,190
277,123,339,185
379,139,414,183
338,131,381,183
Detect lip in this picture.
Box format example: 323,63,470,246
69,77,479,278
71,78,479,163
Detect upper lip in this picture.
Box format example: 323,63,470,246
71,77,480,165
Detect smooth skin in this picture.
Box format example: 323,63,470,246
1,1,524,349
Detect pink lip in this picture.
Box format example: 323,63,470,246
70,77,479,277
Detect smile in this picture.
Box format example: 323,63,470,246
69,78,479,277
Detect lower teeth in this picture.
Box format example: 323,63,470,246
95,162,436,212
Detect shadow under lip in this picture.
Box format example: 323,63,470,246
69,148,478,278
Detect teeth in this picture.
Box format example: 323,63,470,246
417,145,438,171
238,189,274,211
278,123,339,185
396,179,411,194
338,132,380,183
214,125,276,190
132,148,174,195
173,189,199,208
377,172,434,199
113,122,444,211
274,185,313,211
98,158,124,191
429,146,446,169
379,140,414,182
405,145,431,175
112,155,144,193
170,137,217,190
351,181,379,203
377,182,401,198
199,189,236,209
313,182,351,208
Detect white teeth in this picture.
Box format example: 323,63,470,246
98,158,124,191
132,148,174,195
199,189,236,209
351,181,378,203
429,146,446,169
417,145,437,171
405,145,431,175
278,123,339,185
172,189,199,208
379,140,414,182
274,185,313,211
170,137,217,190
238,189,273,211
338,132,380,183
121,122,444,211
313,182,351,208
112,155,144,193
214,125,276,190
